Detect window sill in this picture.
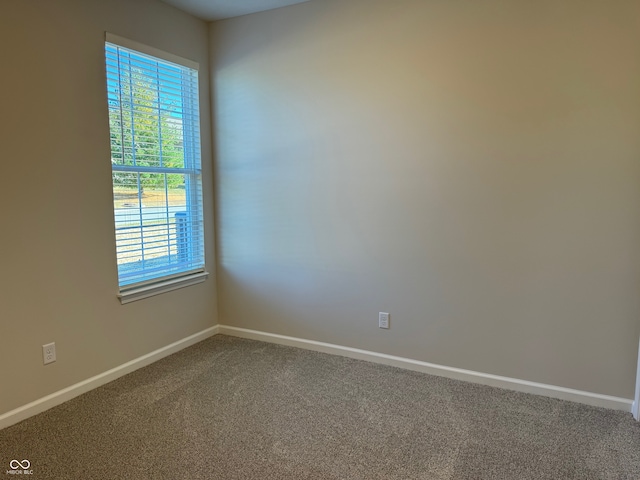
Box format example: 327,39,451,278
118,271,209,304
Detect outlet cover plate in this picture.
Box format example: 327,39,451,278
379,312,390,329
43,343,56,365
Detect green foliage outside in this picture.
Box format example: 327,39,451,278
109,67,185,191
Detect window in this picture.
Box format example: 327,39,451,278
105,34,206,303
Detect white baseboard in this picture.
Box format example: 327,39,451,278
2,323,632,431
0,325,219,430
218,325,634,413
633,339,640,420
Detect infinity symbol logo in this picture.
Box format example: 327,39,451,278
9,460,30,470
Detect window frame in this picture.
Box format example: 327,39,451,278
105,33,208,303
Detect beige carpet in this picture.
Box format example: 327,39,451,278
1,335,640,479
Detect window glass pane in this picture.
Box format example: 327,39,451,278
105,40,204,289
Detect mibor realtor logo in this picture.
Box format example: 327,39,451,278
6,460,33,475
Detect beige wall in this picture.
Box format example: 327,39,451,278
211,0,640,398
0,0,216,415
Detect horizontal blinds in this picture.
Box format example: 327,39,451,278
105,33,199,71
105,39,205,289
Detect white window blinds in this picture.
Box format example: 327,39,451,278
105,35,205,291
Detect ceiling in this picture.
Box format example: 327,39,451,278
160,0,312,21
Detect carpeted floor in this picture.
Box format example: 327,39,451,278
1,335,640,479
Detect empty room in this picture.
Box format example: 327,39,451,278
1,0,640,478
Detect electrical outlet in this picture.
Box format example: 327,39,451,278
43,343,56,365
379,312,390,329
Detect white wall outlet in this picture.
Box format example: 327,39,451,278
379,312,390,329
43,342,56,365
